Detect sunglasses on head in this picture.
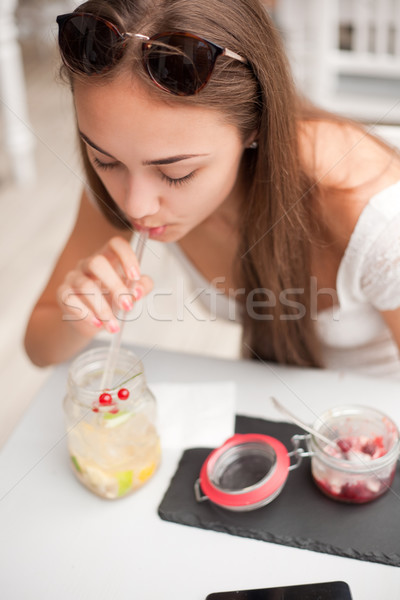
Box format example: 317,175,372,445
56,12,248,96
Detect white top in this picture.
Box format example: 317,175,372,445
167,181,400,378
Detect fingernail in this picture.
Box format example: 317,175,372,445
120,297,133,311
133,286,143,301
92,317,103,328
109,320,120,333
128,266,141,281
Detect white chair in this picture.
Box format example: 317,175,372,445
0,0,78,186
0,0,36,185
276,0,400,124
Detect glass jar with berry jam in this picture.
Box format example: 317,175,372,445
307,405,400,504
64,346,160,500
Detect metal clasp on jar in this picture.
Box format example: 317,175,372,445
194,478,208,503
287,434,313,470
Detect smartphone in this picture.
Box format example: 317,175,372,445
206,581,352,599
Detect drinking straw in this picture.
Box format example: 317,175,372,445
100,231,148,390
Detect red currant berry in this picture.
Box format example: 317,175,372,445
98,392,113,405
361,441,376,456
118,388,130,400
108,407,119,414
337,438,352,453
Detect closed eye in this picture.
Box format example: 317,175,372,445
160,171,196,186
92,155,196,185
92,157,120,171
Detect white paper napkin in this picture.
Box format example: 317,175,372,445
149,381,236,450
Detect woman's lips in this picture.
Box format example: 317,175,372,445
134,223,167,237
148,225,167,237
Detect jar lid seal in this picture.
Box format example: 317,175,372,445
198,433,290,510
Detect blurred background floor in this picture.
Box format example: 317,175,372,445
0,39,82,448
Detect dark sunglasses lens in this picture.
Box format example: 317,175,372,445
144,34,220,95
58,14,122,74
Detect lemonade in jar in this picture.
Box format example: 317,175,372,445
64,347,160,499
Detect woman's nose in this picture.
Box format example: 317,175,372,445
123,173,160,219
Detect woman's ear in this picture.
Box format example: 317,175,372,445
244,130,259,149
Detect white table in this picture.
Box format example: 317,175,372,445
1,345,400,599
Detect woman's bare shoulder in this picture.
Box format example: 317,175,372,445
299,118,400,186
298,118,400,241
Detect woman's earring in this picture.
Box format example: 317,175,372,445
248,141,258,149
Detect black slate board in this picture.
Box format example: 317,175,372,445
158,415,400,566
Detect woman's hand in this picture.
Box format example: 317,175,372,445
56,236,153,336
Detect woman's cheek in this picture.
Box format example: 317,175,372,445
97,171,125,207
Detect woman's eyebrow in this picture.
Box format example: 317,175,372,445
79,131,116,158
142,154,208,166
79,131,208,165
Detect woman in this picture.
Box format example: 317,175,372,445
24,0,400,376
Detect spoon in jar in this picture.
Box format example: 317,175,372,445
270,396,343,453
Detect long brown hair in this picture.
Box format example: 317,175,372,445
63,0,324,367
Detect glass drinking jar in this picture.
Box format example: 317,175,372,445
64,347,161,500
307,405,400,504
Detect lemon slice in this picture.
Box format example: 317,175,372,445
116,470,134,496
71,455,82,473
102,411,133,428
138,462,156,483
